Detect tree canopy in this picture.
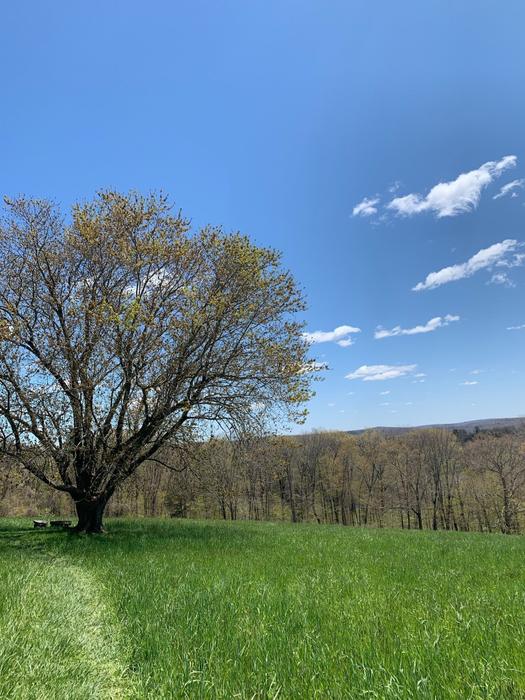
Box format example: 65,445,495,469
0,191,313,531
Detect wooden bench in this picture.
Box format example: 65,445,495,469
50,520,72,528
33,520,49,528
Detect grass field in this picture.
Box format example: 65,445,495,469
0,519,524,699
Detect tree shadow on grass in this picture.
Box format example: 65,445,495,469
0,517,263,558
0,528,69,559
92,517,264,555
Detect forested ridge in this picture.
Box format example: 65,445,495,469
3,424,524,534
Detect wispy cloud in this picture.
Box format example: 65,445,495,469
507,323,525,330
461,380,479,386
413,239,522,291
387,155,516,218
488,272,515,287
388,181,402,193
346,364,417,382
375,314,459,339
352,197,380,217
303,325,361,346
493,179,524,200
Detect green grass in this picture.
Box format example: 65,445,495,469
0,519,524,699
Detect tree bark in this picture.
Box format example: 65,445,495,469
73,497,109,533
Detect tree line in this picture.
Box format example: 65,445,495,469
3,426,525,534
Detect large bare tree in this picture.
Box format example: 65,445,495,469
0,192,313,531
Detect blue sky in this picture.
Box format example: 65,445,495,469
1,1,525,430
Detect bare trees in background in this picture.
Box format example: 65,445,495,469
2,426,525,534
465,434,525,533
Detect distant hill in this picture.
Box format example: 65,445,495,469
347,417,525,436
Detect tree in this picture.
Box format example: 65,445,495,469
466,434,525,534
0,192,313,531
388,432,431,530
419,429,460,530
354,431,387,526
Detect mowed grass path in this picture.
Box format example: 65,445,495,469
0,519,524,699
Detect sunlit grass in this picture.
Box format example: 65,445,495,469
0,518,524,698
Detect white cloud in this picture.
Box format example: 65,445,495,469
496,251,525,269
375,314,459,339
507,324,525,330
413,239,522,291
380,402,390,406
352,197,380,217
461,380,479,386
380,390,390,395
388,181,402,193
303,325,361,346
493,179,524,200
488,272,515,287
345,364,417,382
388,155,516,218
124,268,170,297
414,372,426,378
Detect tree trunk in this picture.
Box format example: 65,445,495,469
415,509,423,530
74,497,109,533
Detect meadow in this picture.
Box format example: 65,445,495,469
0,518,524,699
